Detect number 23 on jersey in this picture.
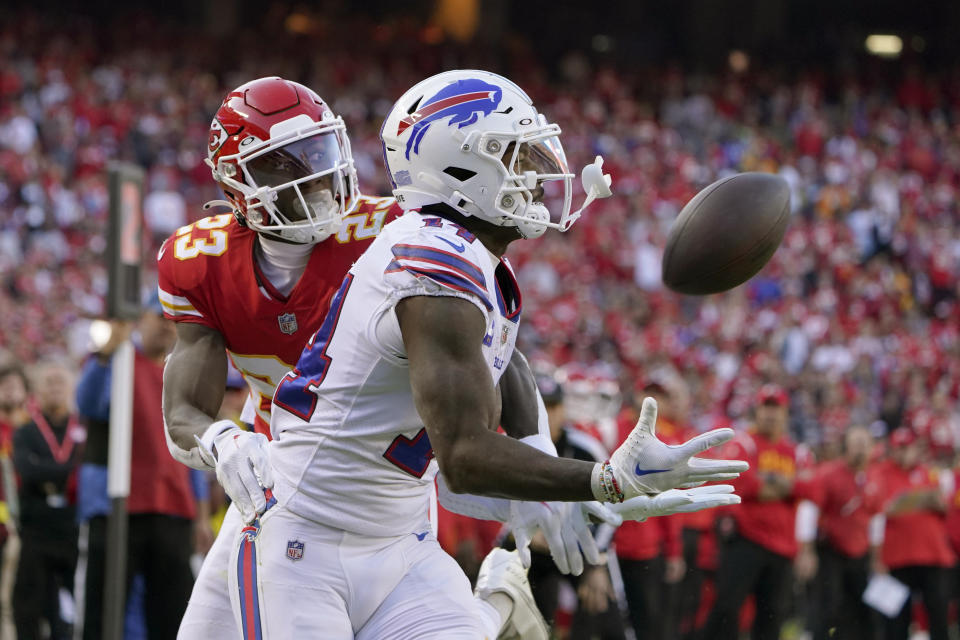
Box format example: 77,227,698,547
172,214,232,260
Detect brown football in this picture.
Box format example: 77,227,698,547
661,172,790,295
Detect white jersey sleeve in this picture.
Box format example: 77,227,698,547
371,215,495,357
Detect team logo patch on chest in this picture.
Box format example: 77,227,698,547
277,312,298,335
286,539,305,561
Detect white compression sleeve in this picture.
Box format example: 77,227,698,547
795,500,820,543
869,514,886,546
436,473,511,522
533,387,559,456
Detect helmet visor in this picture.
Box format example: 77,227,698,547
506,138,568,177
246,133,346,224
246,134,343,190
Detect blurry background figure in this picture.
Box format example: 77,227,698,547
13,361,83,640
0,361,28,640
142,168,187,246
557,364,622,452
876,428,953,640
612,380,684,640
702,385,813,640
524,369,627,639
73,294,212,640
797,425,883,640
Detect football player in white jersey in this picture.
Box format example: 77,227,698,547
162,76,626,640
233,70,748,639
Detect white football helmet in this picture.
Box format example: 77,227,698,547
380,70,610,238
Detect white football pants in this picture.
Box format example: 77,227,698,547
177,503,243,639
227,505,500,639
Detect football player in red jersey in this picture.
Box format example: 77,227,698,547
158,76,406,639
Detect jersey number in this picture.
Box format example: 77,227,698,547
335,198,392,243
383,428,434,478
273,274,353,421
173,214,231,260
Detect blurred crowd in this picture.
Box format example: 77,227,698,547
0,5,959,639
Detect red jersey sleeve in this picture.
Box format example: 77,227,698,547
156,214,235,331
726,436,760,501
792,446,819,502
658,511,683,559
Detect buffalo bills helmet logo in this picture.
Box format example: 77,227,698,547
397,79,503,159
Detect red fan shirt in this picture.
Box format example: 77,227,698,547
129,349,196,518
807,459,884,558
879,460,954,569
725,430,814,558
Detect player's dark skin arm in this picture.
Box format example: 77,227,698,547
163,322,229,450
497,350,540,440
397,294,595,501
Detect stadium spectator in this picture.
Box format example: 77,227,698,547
702,385,812,640
797,424,883,640
524,372,626,639
876,427,954,640
0,360,27,636
0,361,27,528
73,296,212,640
612,382,684,640
12,360,83,640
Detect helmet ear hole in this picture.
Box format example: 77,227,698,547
442,167,477,182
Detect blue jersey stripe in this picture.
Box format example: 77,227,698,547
391,244,486,288
387,263,493,310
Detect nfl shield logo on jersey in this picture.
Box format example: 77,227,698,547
277,312,298,335
286,539,304,561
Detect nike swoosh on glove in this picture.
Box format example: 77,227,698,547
197,422,274,523
610,485,741,522
510,500,622,576
591,397,749,502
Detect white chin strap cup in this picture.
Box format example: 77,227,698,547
516,202,550,239
565,155,614,228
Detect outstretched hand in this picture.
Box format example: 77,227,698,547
595,398,749,502
610,485,741,521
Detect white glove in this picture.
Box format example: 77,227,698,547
610,485,741,522
196,420,274,523
591,398,749,502
510,500,622,576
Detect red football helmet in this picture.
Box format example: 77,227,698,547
206,76,359,244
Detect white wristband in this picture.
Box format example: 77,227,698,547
195,419,241,463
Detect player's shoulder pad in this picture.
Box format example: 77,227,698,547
384,213,493,311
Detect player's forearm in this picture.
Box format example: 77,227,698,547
163,381,220,449
163,326,228,450
162,362,226,450
440,429,596,502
